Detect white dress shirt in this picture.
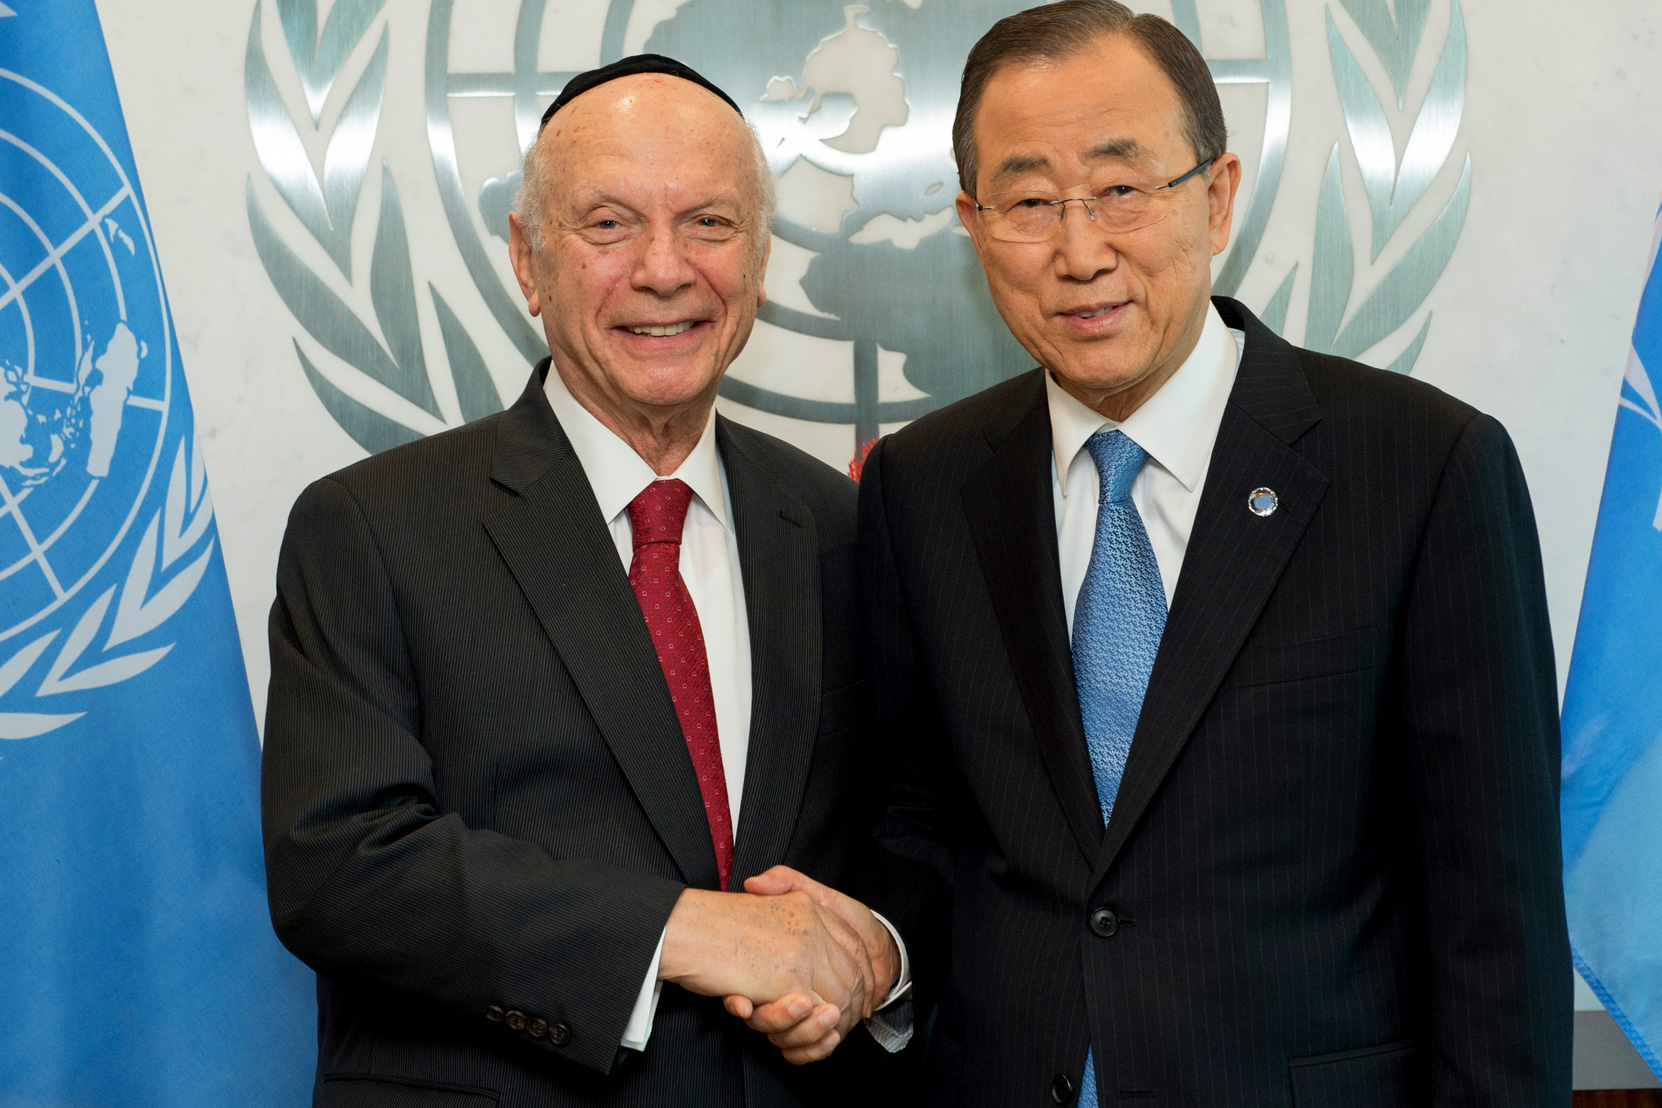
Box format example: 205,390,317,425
872,305,1245,1052
1050,304,1244,630
544,370,751,1051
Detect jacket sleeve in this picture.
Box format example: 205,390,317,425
854,438,959,1007
1397,414,1572,1104
260,476,685,1076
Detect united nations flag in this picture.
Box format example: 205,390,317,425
1561,201,1662,1081
0,2,314,1103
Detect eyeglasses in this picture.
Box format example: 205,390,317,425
972,159,1213,244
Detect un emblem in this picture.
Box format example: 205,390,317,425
0,65,216,738
246,0,1468,468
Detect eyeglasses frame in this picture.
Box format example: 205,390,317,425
971,157,1215,234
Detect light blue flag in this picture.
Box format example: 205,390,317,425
0,2,316,1104
1560,202,1662,1081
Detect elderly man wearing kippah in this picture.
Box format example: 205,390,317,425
260,56,911,1108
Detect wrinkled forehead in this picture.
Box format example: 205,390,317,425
985,136,1157,190
973,43,1192,188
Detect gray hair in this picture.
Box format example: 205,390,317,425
515,119,777,260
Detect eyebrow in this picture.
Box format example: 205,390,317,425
569,187,748,219
987,137,1150,186
1084,137,1147,162
989,153,1052,184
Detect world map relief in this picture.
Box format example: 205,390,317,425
647,0,1035,407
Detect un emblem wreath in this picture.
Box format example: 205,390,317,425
242,0,1468,453
0,70,218,740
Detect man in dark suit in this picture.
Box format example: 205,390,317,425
750,2,1571,1104
260,57,906,1108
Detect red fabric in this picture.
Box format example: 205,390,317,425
626,479,734,889
847,437,879,482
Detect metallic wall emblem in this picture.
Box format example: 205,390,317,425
245,0,1469,463
425,0,1290,450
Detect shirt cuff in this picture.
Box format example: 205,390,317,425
619,927,666,1052
865,911,914,1052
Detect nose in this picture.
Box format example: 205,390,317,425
633,222,696,298
1053,202,1117,283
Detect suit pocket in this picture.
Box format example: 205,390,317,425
1288,1038,1424,1108
318,1074,499,1108
818,678,868,735
1223,626,1377,689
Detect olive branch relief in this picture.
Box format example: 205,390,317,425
1257,0,1469,376
245,0,504,458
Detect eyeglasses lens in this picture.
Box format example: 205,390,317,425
985,192,1162,243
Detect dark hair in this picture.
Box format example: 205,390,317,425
952,0,1227,195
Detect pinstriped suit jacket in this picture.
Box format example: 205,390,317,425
857,298,1571,1107
261,363,905,1108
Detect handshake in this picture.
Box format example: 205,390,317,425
658,866,902,1064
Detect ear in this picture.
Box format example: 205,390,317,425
507,212,543,317
1207,153,1243,257
756,232,772,309
956,190,988,264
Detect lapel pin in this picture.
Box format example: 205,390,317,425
1248,487,1279,517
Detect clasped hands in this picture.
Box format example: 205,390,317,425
659,866,900,1064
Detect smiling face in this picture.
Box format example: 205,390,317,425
956,34,1241,419
509,74,768,448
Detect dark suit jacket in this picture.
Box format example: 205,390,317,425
262,364,896,1108
857,298,1571,1107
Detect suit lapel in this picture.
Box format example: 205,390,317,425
481,365,721,890
1093,299,1328,880
963,372,1103,865
720,420,824,889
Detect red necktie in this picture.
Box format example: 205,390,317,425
626,479,734,889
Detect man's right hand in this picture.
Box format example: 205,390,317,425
722,866,904,1063
658,887,877,1056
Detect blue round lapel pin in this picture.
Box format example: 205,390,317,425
1248,487,1279,517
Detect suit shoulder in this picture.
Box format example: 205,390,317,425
881,370,1044,461
719,417,857,522
295,413,503,524
1282,345,1533,503
1296,345,1477,434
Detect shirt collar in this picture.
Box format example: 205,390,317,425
1045,301,1242,495
543,366,730,530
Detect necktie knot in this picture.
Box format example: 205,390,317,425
1085,429,1148,504
627,479,694,549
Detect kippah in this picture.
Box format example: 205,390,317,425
540,54,743,131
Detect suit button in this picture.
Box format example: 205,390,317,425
527,1017,547,1038
1089,907,1119,937
504,1010,527,1031
1051,1072,1076,1104
548,1022,571,1046
484,1005,504,1023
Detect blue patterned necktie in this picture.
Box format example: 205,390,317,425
1070,429,1167,1108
